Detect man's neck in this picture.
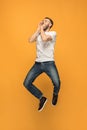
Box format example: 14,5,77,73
44,28,50,32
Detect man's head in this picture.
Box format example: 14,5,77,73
42,17,54,31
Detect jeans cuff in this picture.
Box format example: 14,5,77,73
39,94,43,100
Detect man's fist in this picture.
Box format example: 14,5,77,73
36,20,44,33
38,20,44,27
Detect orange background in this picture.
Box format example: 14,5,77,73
0,0,87,130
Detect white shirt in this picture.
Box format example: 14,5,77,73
35,31,56,62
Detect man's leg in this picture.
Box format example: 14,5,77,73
23,62,43,99
44,61,61,105
23,62,47,111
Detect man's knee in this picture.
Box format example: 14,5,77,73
23,79,29,88
55,79,61,89
23,79,26,87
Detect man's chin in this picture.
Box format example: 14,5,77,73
44,26,49,31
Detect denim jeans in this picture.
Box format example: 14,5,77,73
23,61,61,99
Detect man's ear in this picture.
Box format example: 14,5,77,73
49,23,52,28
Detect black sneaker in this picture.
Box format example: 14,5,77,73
52,93,58,105
38,97,47,111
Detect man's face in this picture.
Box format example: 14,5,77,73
42,18,51,30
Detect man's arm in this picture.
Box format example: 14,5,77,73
28,28,40,43
28,20,44,43
40,26,52,42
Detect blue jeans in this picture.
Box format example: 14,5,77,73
23,61,61,99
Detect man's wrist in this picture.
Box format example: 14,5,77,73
41,27,44,33
36,28,40,34
35,29,40,37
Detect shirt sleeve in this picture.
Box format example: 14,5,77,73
49,31,57,42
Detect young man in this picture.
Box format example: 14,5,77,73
23,17,61,111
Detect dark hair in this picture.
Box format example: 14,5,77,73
44,17,54,28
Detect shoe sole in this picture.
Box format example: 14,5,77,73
38,99,48,112
51,102,57,106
